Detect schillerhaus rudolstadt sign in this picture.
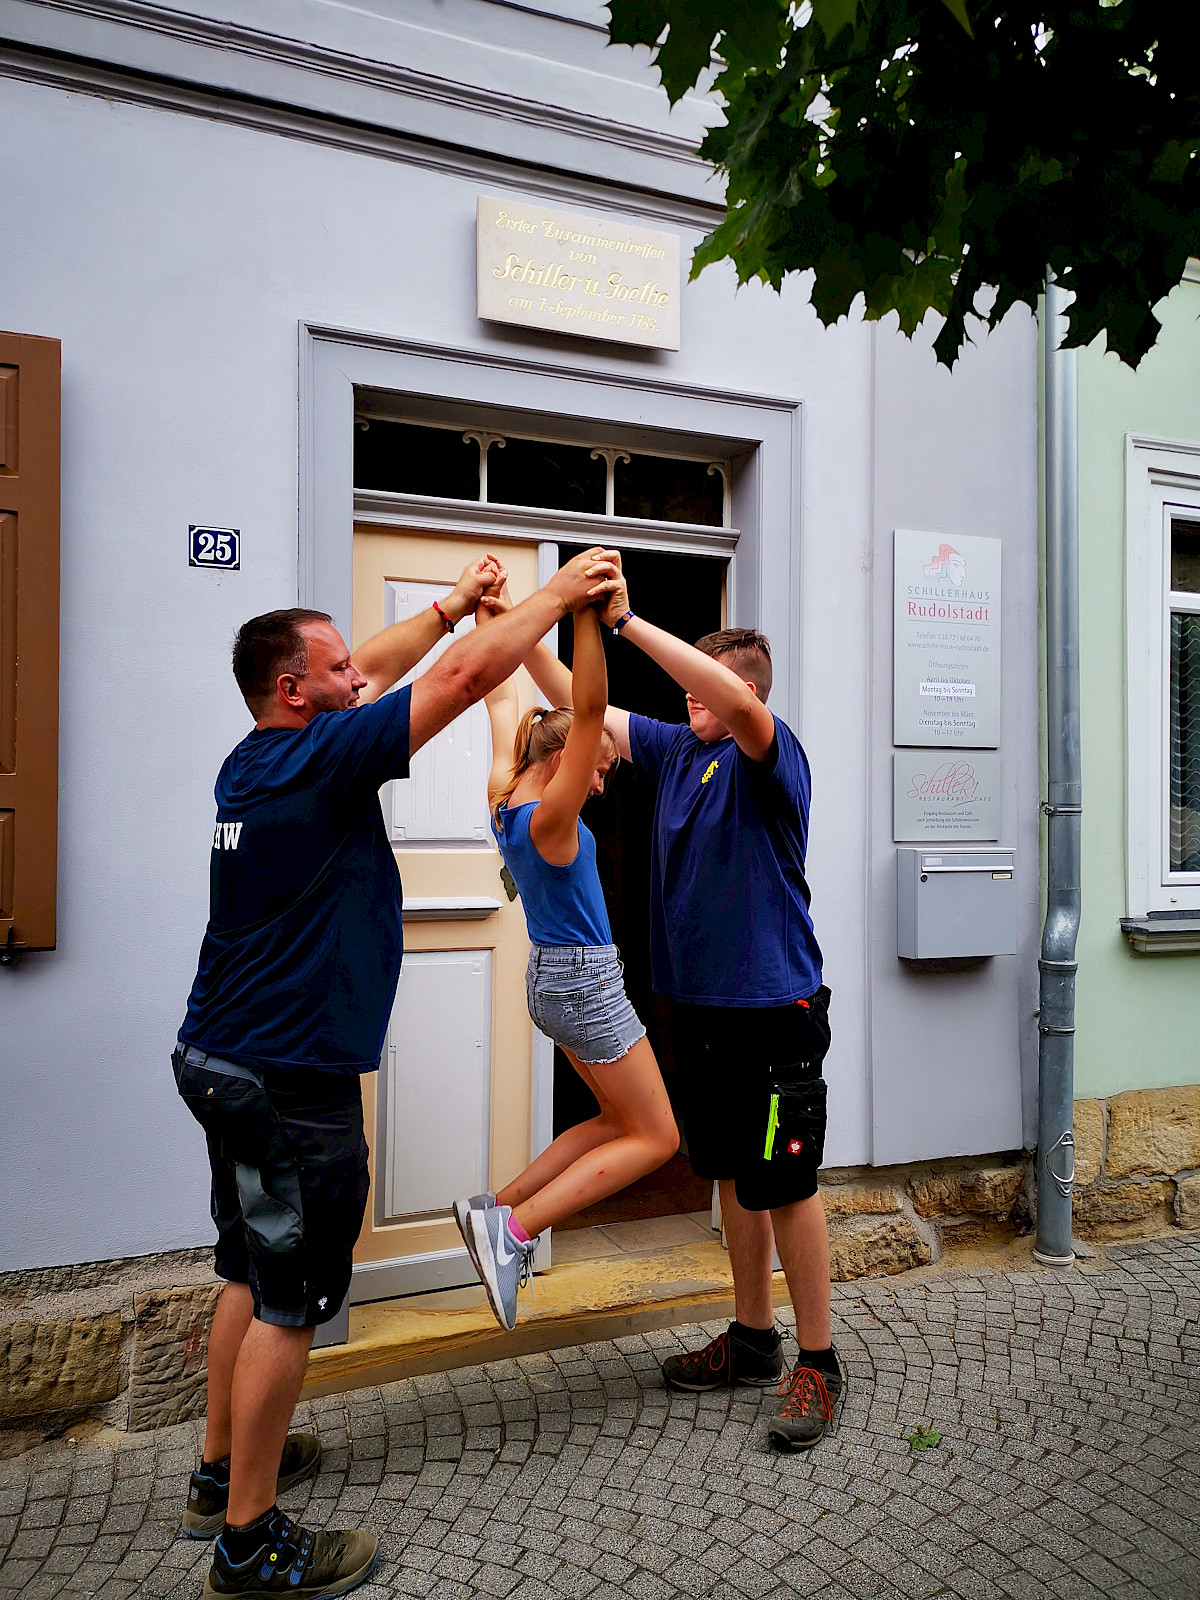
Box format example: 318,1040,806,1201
893,529,1002,748
477,194,680,350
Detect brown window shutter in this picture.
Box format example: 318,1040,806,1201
0,332,61,954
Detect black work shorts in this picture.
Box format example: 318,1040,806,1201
669,988,831,1213
173,1044,369,1328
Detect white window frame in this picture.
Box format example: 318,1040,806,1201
1125,434,1200,913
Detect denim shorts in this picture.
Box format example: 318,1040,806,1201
526,944,647,1065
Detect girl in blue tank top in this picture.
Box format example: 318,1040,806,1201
452,586,678,1332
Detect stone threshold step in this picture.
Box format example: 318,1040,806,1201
301,1238,791,1400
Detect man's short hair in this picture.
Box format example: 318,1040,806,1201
232,609,332,715
694,627,773,701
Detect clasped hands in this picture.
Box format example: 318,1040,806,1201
472,547,630,629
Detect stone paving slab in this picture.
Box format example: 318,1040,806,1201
1,1236,1197,1599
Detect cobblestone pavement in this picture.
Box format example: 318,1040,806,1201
2,1235,1198,1600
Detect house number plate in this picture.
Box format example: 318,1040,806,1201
189,525,240,569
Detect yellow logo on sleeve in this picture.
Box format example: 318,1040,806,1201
701,759,720,785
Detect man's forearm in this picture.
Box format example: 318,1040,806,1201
355,607,453,700
621,615,760,726
467,592,569,696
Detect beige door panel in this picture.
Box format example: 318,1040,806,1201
351,526,542,1286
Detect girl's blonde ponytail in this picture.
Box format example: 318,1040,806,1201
493,706,574,826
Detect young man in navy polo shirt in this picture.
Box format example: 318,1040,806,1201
176,549,618,1599
525,566,840,1452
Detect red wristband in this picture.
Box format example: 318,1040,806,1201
432,600,455,633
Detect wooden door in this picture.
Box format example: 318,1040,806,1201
350,526,544,1301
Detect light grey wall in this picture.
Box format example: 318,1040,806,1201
868,320,1041,1162
0,0,717,204
0,4,1038,1269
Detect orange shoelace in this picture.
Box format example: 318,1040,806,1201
679,1330,730,1375
777,1364,836,1425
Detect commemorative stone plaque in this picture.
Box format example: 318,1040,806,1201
893,751,1002,841
477,194,680,350
893,529,1001,747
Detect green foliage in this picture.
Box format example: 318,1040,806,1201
906,1424,944,1449
607,1,1200,365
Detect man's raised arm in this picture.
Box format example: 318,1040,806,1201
355,556,502,704
407,548,619,754
480,569,634,760
596,566,775,763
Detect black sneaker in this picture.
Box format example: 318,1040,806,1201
204,1510,379,1598
662,1325,784,1392
182,1434,323,1539
765,1353,846,1451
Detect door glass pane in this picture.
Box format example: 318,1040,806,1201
1170,519,1200,594
486,437,605,514
614,453,724,526
354,420,480,500
1170,611,1200,871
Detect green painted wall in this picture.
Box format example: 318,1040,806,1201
1072,274,1200,1099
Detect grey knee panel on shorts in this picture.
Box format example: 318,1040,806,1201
235,1162,303,1255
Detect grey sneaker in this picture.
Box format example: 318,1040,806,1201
453,1191,495,1280
468,1204,536,1331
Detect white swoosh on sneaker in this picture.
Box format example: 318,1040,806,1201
494,1225,516,1267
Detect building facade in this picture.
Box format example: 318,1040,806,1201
0,0,1041,1300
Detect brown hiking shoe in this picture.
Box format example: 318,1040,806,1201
204,1510,379,1597
182,1434,323,1539
765,1354,845,1451
662,1325,784,1392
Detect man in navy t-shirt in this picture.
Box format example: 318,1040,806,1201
527,565,841,1454
175,548,619,1596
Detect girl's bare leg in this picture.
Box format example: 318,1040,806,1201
505,1038,679,1238
496,1099,622,1213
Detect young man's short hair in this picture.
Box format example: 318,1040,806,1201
232,609,332,716
694,627,773,701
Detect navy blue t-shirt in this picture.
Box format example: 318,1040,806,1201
629,712,822,1006
179,688,412,1075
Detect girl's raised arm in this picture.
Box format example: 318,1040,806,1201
529,606,608,863
475,577,522,813
483,675,521,815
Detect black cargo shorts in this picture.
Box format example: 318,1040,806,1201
173,1044,369,1327
669,988,831,1212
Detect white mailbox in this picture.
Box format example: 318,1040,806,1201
897,848,1016,959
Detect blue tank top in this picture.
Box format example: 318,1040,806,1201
492,802,612,949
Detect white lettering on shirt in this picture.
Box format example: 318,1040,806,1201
212,822,244,851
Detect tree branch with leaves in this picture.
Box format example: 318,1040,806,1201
609,0,1200,365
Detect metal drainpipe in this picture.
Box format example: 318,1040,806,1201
1034,274,1081,1267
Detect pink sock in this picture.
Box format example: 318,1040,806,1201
507,1216,531,1244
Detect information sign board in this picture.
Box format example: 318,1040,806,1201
893,751,1002,841
893,530,1001,747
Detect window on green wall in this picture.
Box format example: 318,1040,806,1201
1169,521,1200,873
1126,442,1200,916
